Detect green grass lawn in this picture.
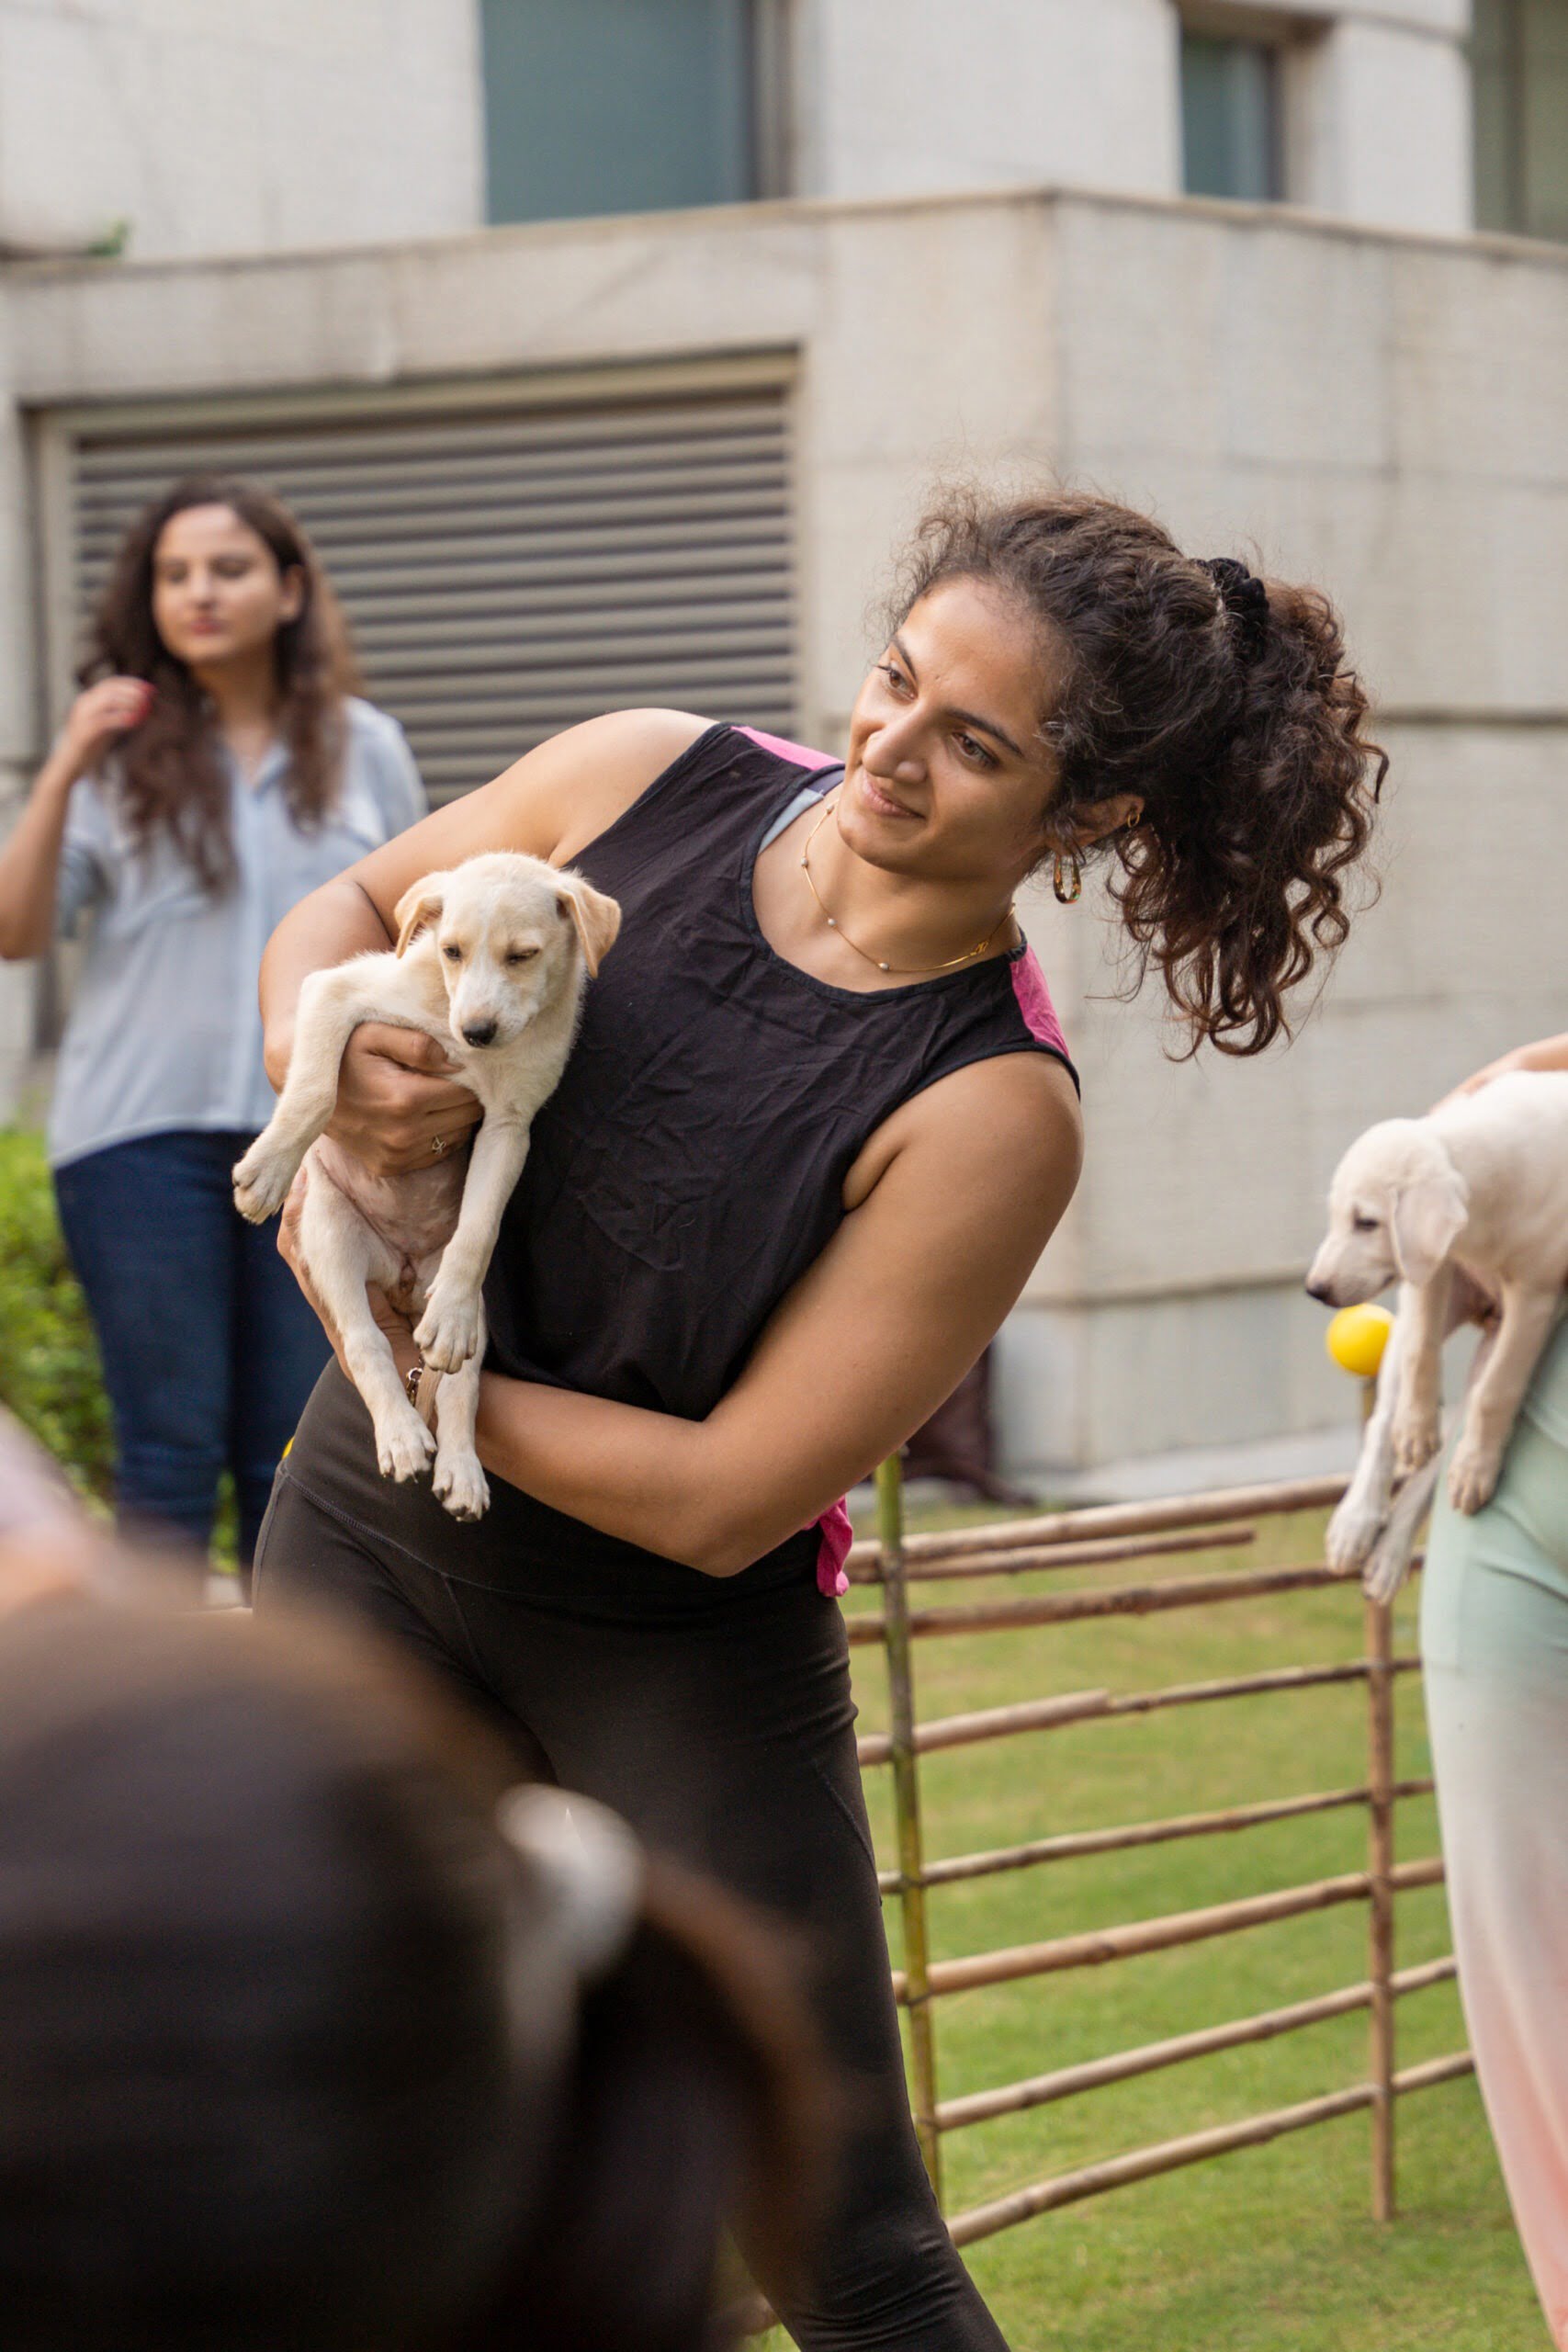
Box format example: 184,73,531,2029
761,1503,1541,2350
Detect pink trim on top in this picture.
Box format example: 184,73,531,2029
1011,947,1070,1063
738,726,839,771
813,1499,853,1599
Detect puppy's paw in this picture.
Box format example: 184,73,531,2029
414,1283,482,1374
1326,1491,1386,1577
434,1446,490,1522
1362,1524,1417,1606
231,1137,300,1225
1391,1409,1441,1477
372,1405,437,1485
1447,1438,1501,1517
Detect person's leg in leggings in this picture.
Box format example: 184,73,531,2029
53,1132,233,1559
227,1143,333,1572
253,1470,556,1781
1423,1329,1568,2351
253,1445,1008,2349
442,1570,1010,2352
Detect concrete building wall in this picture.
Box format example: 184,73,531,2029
1292,13,1473,234
2,187,1562,1478
0,0,483,261
0,0,1480,266
793,0,1182,204
798,0,1475,237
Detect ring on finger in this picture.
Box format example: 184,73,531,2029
431,1134,448,1158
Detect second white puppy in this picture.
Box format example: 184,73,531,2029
233,852,619,1520
1306,1071,1568,1596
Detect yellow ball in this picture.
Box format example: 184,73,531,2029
1325,1302,1393,1379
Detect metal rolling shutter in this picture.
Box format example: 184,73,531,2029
64,382,797,802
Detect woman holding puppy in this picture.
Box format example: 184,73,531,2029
256,492,1383,2348
0,477,423,1575
1424,1028,1568,2351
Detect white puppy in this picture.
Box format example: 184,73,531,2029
233,853,619,1520
1307,1072,1568,1598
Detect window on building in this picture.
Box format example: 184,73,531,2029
1472,0,1568,240
481,0,785,224
1180,28,1284,203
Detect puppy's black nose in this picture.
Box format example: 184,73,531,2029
1304,1279,1333,1304
462,1020,498,1048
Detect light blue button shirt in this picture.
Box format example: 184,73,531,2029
49,697,425,1168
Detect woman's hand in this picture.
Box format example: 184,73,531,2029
56,677,155,781
0,679,157,960
277,1174,426,1407
324,1023,483,1176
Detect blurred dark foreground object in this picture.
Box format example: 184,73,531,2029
0,1595,824,2352
903,1347,1034,1507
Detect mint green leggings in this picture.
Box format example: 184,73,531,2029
1422,1315,1568,2349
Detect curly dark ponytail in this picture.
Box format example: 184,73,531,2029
893,492,1385,1054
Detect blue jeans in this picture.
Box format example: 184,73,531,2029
54,1129,330,1568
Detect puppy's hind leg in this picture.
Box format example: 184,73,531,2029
431,1303,490,1523
1363,1311,1501,1601
1362,1451,1442,1606
299,1172,435,1485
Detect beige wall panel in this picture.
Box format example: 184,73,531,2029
798,0,1179,203
0,0,481,261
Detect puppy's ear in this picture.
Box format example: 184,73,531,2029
393,876,447,957
555,875,622,978
1390,1166,1469,1287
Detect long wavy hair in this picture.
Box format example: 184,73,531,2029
888,491,1386,1055
77,475,362,894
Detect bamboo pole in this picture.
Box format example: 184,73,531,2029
1367,1588,1397,2221
1103,1657,1421,1721
856,1657,1420,1768
890,1858,1445,2002
876,1454,942,2201
845,1473,1348,1576
950,2082,1379,2245
858,1687,1111,1767
845,1559,1359,1646
876,1779,1437,1894
842,1523,1259,1586
1393,2051,1475,2094
935,1957,1459,2131
943,2050,1472,2250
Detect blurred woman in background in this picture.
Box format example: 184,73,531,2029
0,1594,819,2352
0,476,425,1578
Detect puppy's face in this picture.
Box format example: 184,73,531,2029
393,854,620,1055
436,872,561,1051
1305,1120,1470,1305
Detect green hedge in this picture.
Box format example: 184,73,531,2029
0,1128,114,1500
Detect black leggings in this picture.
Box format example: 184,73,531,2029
255,1452,1009,2351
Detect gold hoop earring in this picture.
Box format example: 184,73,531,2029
1053,849,1082,906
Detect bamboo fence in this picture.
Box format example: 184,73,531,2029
852,1453,1467,2249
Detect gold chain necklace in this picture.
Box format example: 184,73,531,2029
799,797,1016,977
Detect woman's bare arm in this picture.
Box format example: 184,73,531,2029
1452,1033,1568,1091
412,1054,1081,1575
1432,1031,1568,1114
257,709,709,1171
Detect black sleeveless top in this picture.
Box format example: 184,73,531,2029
288,724,1074,1598
485,723,1074,1413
